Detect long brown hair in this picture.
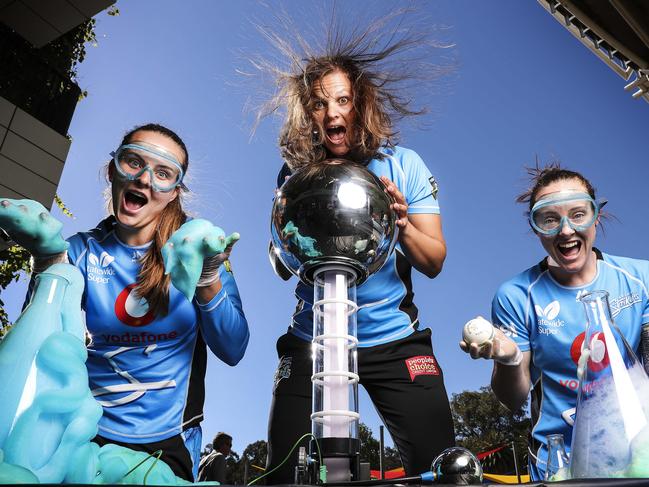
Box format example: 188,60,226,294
113,123,189,316
516,162,597,211
254,9,454,171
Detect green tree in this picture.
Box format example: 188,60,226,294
0,8,103,331
235,440,268,484
0,245,31,332
358,422,402,472
359,422,380,468
0,198,74,333
204,439,267,485
450,386,530,475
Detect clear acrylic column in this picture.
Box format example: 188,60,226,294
570,290,649,478
311,265,360,482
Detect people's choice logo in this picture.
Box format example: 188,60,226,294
114,284,155,327
88,251,115,284
535,301,565,336
405,355,440,381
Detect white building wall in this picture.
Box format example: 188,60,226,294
0,94,70,209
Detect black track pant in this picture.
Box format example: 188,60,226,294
265,329,455,484
93,433,193,481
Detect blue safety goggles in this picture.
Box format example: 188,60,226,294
111,143,185,193
529,191,601,236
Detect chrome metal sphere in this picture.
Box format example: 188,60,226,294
431,447,483,485
270,161,398,285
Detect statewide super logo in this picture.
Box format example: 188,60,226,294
87,251,115,284
114,284,155,327
535,300,565,335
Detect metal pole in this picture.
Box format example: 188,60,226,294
511,440,521,484
243,456,249,485
379,425,385,480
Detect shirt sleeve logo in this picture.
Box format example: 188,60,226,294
428,176,439,200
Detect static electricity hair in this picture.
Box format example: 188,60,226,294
516,161,597,211
110,123,189,317
253,7,454,171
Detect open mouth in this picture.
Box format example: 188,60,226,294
326,125,347,144
123,190,148,212
557,240,581,257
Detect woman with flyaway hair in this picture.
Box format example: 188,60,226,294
258,11,457,483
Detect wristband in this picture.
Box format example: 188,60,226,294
197,254,222,287
494,347,523,366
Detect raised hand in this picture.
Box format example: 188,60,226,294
0,199,68,257
379,176,408,228
162,219,239,300
459,316,523,365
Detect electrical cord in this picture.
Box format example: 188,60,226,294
247,433,323,486
120,449,163,485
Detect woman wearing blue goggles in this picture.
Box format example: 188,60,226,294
111,142,185,193
460,165,649,482
529,191,600,236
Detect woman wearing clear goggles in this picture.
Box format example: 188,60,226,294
460,165,649,481
111,142,185,193
2,123,249,482
529,192,600,236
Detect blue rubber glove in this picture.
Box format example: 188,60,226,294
162,219,239,301
0,199,68,257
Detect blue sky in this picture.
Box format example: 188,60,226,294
3,0,648,456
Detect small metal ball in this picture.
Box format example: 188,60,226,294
431,447,483,485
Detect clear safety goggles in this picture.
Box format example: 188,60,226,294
111,142,185,193
529,191,601,236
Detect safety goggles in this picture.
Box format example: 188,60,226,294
529,191,600,236
111,143,185,193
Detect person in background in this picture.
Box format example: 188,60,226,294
198,432,233,482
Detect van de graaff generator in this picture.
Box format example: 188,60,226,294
270,161,398,483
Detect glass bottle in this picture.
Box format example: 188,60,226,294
545,434,569,481
570,290,649,478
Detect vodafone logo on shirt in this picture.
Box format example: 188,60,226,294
114,284,155,327
570,331,610,372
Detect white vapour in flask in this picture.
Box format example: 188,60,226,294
570,290,649,479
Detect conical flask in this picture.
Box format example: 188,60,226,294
545,434,569,481
569,290,649,478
